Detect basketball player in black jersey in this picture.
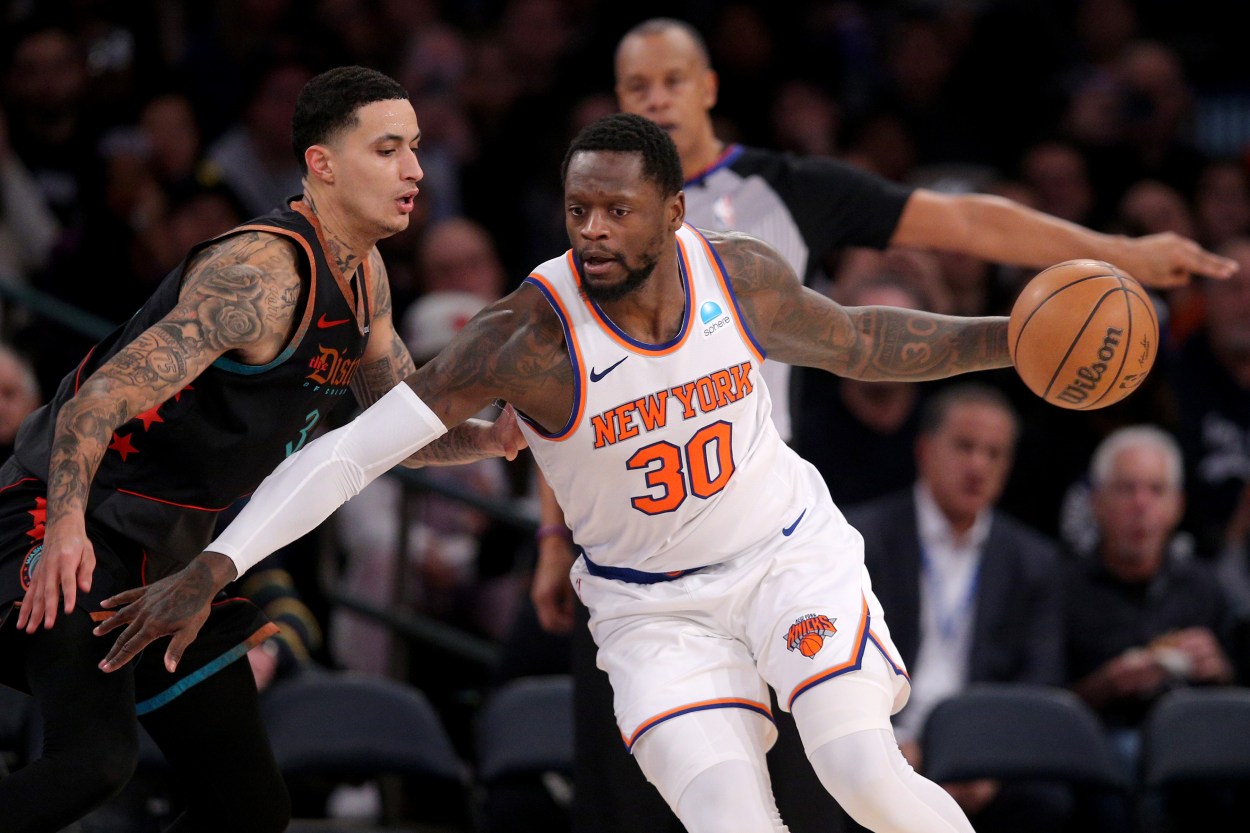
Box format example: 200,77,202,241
0,66,523,833
529,18,1242,833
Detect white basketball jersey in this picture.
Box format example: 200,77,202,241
520,224,813,573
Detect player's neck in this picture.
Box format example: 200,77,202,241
681,129,726,181
301,189,370,279
601,251,685,343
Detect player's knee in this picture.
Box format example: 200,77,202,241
69,730,140,806
674,760,784,833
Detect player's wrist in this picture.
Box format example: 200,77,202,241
535,524,573,543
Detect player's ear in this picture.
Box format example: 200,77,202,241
305,145,334,183
703,68,719,110
668,191,685,230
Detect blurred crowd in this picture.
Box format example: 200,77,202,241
3,0,1250,829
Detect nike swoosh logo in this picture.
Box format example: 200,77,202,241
589,356,628,382
782,509,807,537
317,313,351,329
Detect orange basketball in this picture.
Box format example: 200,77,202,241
1008,259,1159,410
799,632,824,658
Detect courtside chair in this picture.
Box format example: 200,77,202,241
261,671,472,832
1140,686,1250,832
921,683,1126,788
474,674,573,833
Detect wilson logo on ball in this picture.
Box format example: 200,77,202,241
1008,259,1158,410
1055,326,1124,405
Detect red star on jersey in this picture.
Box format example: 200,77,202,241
172,384,194,403
27,497,46,541
109,432,139,461
134,406,165,431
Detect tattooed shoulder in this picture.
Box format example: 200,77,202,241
707,231,794,294
705,230,797,335
174,231,304,353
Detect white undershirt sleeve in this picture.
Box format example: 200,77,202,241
209,383,447,576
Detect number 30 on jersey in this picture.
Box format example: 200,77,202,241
626,421,735,515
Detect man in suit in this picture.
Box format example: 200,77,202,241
846,382,1066,833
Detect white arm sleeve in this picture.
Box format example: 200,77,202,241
209,383,447,576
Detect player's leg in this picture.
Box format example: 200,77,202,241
632,707,789,833
139,653,289,833
0,609,140,833
791,654,973,833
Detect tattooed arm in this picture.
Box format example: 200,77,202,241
94,283,568,670
351,248,417,406
349,248,525,467
714,231,1012,381
17,232,304,632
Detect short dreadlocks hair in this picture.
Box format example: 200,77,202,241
561,113,684,197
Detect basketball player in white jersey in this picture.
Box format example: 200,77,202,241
94,114,1023,833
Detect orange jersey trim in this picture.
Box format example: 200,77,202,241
622,697,774,750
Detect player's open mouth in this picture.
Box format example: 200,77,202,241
397,192,418,213
582,255,616,276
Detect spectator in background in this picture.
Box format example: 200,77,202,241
0,105,60,291
1066,427,1236,767
237,564,322,692
848,383,1068,833
0,344,40,460
205,59,310,217
1171,238,1250,554
801,265,940,509
1193,159,1250,251
0,21,103,232
137,92,207,193
1018,138,1101,228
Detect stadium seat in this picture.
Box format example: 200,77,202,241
1142,686,1250,786
473,675,573,833
921,683,1126,789
261,671,471,829
476,674,573,782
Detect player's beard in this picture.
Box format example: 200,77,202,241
580,249,660,304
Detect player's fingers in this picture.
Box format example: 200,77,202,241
60,567,78,617
1186,249,1238,280
16,585,37,631
165,628,197,672
99,622,147,672
99,586,146,610
77,548,95,593
92,605,136,636
39,572,62,631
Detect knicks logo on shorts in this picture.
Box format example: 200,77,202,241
19,544,44,591
784,613,838,659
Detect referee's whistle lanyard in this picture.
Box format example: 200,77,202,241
918,544,982,643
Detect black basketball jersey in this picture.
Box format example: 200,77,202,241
13,199,372,569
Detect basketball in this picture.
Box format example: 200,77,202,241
1008,259,1159,410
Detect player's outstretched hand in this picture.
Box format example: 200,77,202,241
16,522,96,633
1119,232,1238,288
93,553,237,673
